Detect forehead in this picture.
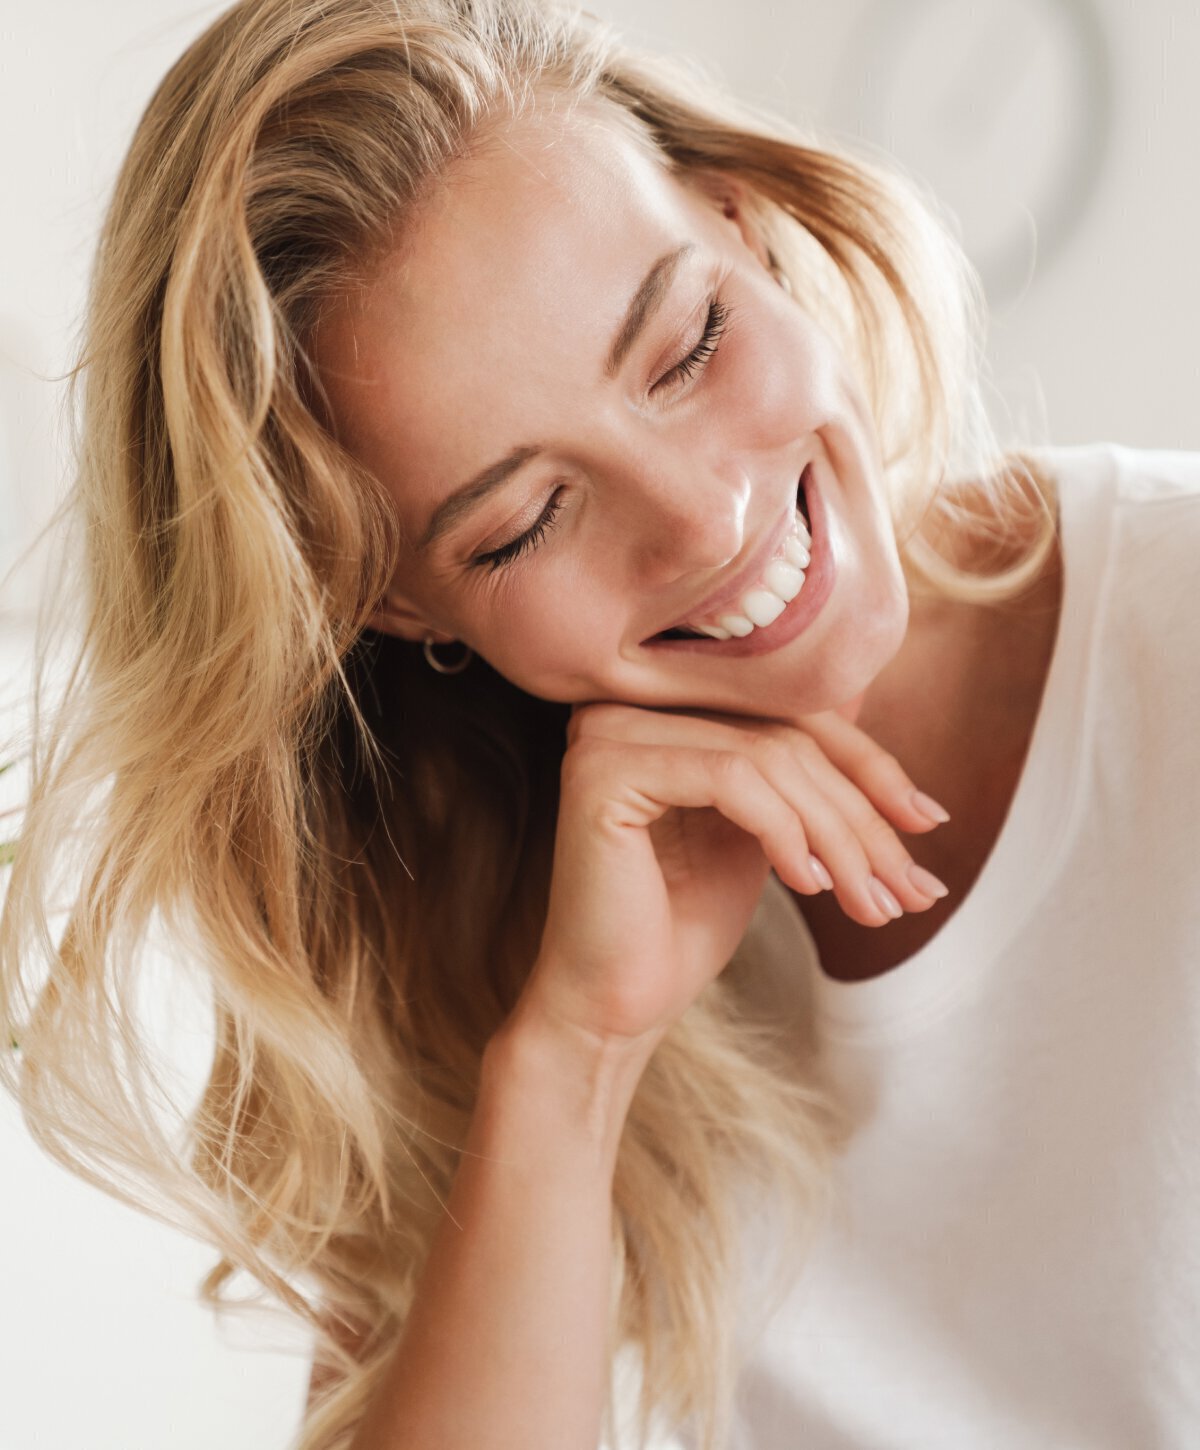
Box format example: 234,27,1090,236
409,101,688,310
315,105,716,522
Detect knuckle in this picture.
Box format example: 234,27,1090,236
857,749,910,796
822,813,866,861
710,749,757,789
749,730,793,774
792,731,826,766
859,809,902,851
567,701,624,743
559,735,615,793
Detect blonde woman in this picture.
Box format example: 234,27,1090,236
3,1,1197,1447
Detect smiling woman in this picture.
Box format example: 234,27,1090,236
312,98,925,716
2,2,1198,1449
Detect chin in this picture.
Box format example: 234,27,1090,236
774,575,909,723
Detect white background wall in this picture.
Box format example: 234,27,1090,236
1,2,1196,1447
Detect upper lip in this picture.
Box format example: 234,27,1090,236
648,475,805,638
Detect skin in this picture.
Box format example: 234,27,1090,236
315,101,1064,978
303,100,1065,1442
804,550,1062,978
316,104,909,723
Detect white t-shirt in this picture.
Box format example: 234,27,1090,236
630,443,1200,1450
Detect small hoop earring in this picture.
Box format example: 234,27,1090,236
422,636,474,674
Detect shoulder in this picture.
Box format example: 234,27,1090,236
1029,440,1200,516
1030,443,1200,616
1107,443,1200,507
1106,448,1200,605
1049,445,1200,753
1101,446,1200,634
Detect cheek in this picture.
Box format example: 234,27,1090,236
482,571,618,697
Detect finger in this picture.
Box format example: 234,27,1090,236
734,730,929,926
792,709,952,835
566,738,833,898
567,706,940,926
782,738,951,917
607,714,948,923
569,702,950,839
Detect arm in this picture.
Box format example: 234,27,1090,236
344,1000,651,1450
323,702,947,1446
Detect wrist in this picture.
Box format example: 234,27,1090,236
486,993,656,1166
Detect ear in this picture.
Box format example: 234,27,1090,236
686,171,772,271
367,592,454,645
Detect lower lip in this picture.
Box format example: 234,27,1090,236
644,463,836,659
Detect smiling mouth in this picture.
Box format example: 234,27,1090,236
649,471,812,643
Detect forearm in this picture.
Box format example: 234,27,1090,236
348,1004,651,1450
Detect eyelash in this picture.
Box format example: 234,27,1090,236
471,296,732,573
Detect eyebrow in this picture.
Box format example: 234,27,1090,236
416,243,695,555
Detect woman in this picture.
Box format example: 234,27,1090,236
3,0,1197,1447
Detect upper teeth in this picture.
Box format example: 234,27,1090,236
685,509,812,640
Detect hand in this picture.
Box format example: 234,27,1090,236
514,702,949,1057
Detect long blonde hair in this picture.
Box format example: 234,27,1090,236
0,2,1056,1447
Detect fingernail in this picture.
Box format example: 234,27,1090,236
907,862,949,899
808,854,834,891
910,789,951,824
868,876,904,920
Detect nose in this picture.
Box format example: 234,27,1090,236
615,451,750,580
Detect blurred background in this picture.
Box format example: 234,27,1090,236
1,1,1196,1446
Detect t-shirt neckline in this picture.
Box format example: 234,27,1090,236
805,446,1119,1041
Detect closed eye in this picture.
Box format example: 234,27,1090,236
470,293,731,573
651,295,730,395
470,489,566,572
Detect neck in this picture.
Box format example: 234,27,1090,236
843,493,1064,831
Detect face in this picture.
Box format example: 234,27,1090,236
315,104,910,722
